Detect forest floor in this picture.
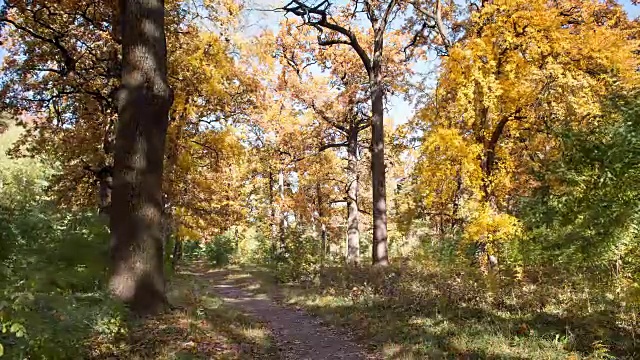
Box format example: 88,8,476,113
200,263,377,360
90,262,279,359
91,262,636,359
91,262,375,360
213,265,634,360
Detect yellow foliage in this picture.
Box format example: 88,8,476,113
463,203,522,248
412,0,639,253
415,127,482,209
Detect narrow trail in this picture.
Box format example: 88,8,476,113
181,264,377,360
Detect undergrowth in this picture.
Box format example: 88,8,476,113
0,123,278,359
243,259,639,359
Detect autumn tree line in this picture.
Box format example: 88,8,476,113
1,0,640,316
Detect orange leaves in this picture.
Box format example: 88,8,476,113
1,0,257,239
166,122,250,239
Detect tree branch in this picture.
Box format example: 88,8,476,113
281,0,373,76
318,141,348,151
0,17,76,75
411,0,452,53
310,100,349,134
317,38,351,46
191,140,221,164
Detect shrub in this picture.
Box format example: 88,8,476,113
0,124,125,359
274,228,322,283
204,233,237,267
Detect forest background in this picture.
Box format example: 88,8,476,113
2,0,640,358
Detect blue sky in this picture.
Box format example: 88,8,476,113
623,0,640,17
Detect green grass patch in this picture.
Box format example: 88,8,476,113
236,263,638,360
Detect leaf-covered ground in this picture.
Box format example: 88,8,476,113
89,262,378,360
88,265,279,360
83,260,639,359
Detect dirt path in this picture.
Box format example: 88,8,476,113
182,264,376,360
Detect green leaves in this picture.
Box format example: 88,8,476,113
518,90,640,275
10,323,25,338
0,132,113,358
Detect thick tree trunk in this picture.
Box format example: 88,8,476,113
370,76,388,266
346,127,360,264
109,0,173,314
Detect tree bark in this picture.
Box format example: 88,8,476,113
268,169,277,254
98,117,115,217
109,0,173,314
316,182,327,270
278,168,287,252
370,73,388,266
481,116,509,206
451,166,463,229
83,163,113,218
234,226,239,253
171,238,182,269
346,127,360,264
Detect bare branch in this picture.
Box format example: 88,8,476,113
318,141,348,151
0,17,76,75
310,100,349,134
411,0,452,53
191,140,221,165
381,0,398,30
317,38,351,46
281,0,373,75
404,21,428,58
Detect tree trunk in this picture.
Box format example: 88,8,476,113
481,116,509,206
316,182,327,270
451,166,463,230
109,0,173,314
370,73,388,266
234,226,239,253
346,127,360,264
97,165,113,216
171,238,182,269
268,169,277,254
278,168,287,251
98,117,115,218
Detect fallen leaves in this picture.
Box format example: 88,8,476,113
87,270,278,360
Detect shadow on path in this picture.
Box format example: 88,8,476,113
182,263,377,360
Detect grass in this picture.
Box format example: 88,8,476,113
222,262,639,360
88,268,279,360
